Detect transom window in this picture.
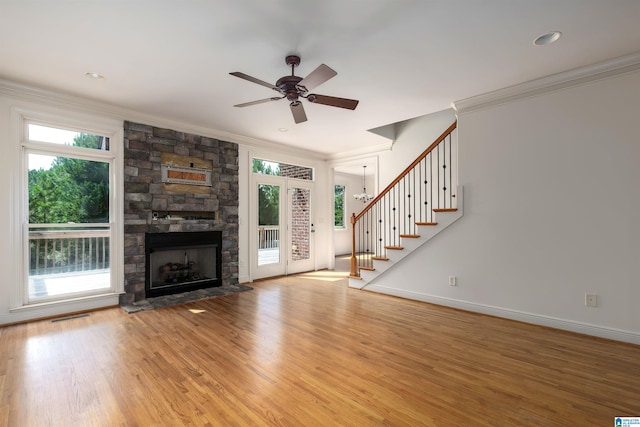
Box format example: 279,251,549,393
27,123,110,151
252,158,313,181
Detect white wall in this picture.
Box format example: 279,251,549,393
366,69,640,343
0,95,17,323
377,109,457,188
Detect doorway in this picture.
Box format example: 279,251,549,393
251,160,315,280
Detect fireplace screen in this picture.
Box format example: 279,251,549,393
145,231,221,298
150,246,216,289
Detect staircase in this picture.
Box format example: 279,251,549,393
348,122,463,289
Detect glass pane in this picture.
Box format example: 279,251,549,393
27,124,109,151
253,158,313,181
334,185,345,228
258,184,280,266
252,159,280,176
28,227,110,299
28,154,110,224
291,187,310,261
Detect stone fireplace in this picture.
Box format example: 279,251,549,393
121,121,239,305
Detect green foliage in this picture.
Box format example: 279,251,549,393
252,159,280,176
29,134,109,224
253,159,282,226
258,184,279,225
334,185,345,227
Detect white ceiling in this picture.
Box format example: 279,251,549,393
1,1,639,158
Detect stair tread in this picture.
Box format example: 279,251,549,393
416,222,438,226
360,266,375,271
400,234,420,238
433,208,458,213
384,246,404,250
371,256,389,261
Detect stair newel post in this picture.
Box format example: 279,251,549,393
350,213,358,277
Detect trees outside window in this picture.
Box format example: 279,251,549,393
25,124,115,301
334,185,345,228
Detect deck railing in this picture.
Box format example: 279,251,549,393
29,229,110,276
350,122,457,277
258,225,280,249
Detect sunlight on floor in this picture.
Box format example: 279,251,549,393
296,255,351,282
297,270,349,282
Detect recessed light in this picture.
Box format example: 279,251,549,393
534,31,562,46
84,72,105,80
278,128,288,132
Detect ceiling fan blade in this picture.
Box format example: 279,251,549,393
229,72,279,91
298,64,337,91
308,94,359,110
290,102,307,124
234,96,284,107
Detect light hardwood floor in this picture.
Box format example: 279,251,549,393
1,273,639,426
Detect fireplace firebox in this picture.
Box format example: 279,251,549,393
145,231,222,298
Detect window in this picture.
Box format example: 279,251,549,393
253,158,313,181
22,120,119,303
334,184,345,228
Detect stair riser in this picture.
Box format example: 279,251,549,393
360,186,464,288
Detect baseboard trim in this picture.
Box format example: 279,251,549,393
2,293,121,325
364,285,640,345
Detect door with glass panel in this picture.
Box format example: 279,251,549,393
254,175,285,279
252,158,315,280
24,123,115,303
286,180,314,274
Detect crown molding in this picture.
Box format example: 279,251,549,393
325,138,392,161
0,78,327,161
454,52,640,114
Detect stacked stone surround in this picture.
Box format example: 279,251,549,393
121,121,239,304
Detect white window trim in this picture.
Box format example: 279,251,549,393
10,105,124,313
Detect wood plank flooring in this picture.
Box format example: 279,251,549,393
1,273,639,426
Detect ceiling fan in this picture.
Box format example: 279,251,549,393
230,55,359,124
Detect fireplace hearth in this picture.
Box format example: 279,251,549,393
145,231,222,298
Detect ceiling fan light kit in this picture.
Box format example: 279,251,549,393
230,55,359,124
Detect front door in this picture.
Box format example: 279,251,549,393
252,174,314,280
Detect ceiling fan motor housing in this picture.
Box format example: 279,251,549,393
276,75,304,101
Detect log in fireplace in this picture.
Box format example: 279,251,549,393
145,231,222,298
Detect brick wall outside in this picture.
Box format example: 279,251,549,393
279,163,313,180
122,121,239,304
290,187,310,261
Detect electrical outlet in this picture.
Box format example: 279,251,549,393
585,293,598,307
449,275,457,286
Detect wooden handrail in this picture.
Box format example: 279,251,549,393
350,121,457,278
353,121,457,222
